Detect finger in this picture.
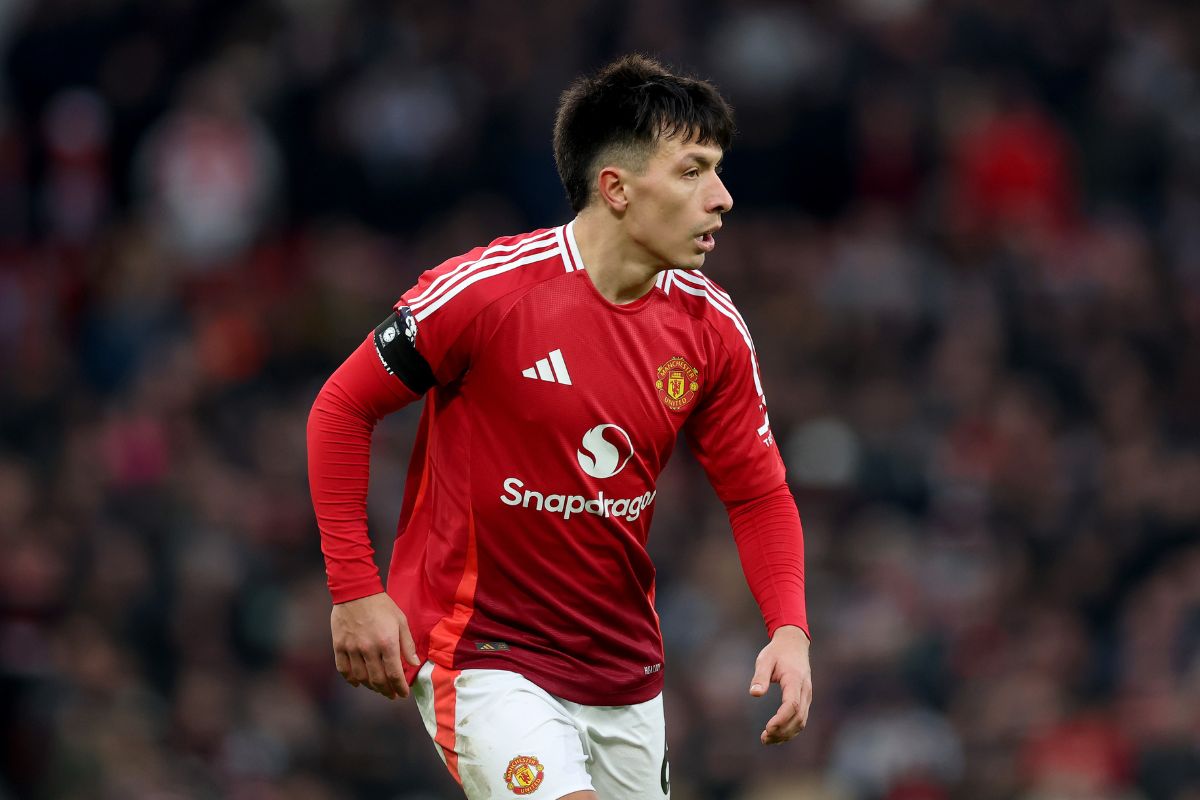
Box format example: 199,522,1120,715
334,648,351,681
749,653,774,697
399,618,420,667
762,681,811,744
381,642,411,699
347,651,369,688
797,679,813,728
762,698,801,744
363,648,396,699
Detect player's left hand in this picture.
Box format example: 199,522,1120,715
749,624,812,745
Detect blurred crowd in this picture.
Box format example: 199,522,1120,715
1,0,1199,798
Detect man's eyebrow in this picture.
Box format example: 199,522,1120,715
681,152,724,168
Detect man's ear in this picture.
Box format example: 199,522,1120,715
597,166,629,212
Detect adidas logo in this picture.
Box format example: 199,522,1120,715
521,349,572,385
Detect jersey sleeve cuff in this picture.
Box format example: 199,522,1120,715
767,620,811,642
329,575,386,605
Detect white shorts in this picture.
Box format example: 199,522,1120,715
412,662,670,799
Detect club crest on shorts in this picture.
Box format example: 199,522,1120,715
504,755,545,795
655,356,700,412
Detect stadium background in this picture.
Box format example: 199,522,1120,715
1,0,1199,798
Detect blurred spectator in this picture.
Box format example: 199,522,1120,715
134,55,281,267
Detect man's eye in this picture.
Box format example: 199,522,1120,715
684,169,699,178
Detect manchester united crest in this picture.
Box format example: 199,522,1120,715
655,356,700,412
504,755,545,795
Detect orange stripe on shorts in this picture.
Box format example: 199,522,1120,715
431,664,463,785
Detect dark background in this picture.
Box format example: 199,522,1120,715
1,1,1198,798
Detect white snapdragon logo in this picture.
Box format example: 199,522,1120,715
500,478,656,523
576,424,633,479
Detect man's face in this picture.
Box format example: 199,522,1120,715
621,135,733,271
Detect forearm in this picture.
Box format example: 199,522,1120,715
307,335,419,602
727,482,809,639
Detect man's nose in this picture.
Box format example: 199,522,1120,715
709,175,733,214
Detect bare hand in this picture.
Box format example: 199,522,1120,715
331,592,420,699
749,625,812,744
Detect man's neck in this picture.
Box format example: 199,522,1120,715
571,210,661,305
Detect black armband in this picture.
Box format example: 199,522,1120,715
374,307,436,394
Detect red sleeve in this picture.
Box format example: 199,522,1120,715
683,328,784,503
390,230,561,385
727,482,809,639
398,230,557,385
396,245,487,385
307,335,420,603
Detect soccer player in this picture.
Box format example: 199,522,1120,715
307,54,811,799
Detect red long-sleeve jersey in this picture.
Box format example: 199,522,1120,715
308,222,807,705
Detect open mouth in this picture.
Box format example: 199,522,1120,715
695,229,718,252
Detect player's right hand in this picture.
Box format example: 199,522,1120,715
330,592,421,700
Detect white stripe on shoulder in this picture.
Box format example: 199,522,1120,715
554,225,575,272
408,229,558,309
662,271,674,294
413,245,563,322
670,271,763,396
565,220,586,272
672,271,752,339
682,269,733,303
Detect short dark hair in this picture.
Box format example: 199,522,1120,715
553,54,736,213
